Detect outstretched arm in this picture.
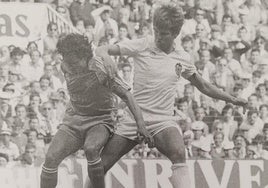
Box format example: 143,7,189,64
95,45,121,77
111,81,154,147
187,73,247,106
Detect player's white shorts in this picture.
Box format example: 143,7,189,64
115,111,182,141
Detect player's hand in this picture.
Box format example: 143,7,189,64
232,97,248,114
137,126,154,148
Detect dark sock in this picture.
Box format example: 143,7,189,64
40,165,58,188
87,158,105,188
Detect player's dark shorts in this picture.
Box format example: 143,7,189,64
58,109,115,144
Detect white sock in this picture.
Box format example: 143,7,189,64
170,163,191,188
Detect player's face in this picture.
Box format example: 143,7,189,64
154,26,177,53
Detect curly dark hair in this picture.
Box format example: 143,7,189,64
56,33,93,61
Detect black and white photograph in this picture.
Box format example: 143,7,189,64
0,0,267,187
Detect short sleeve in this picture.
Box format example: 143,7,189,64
110,76,131,92
179,50,197,79
117,37,150,57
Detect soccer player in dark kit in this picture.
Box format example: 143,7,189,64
40,34,153,188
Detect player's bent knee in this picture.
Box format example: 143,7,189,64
169,147,186,164
84,144,101,161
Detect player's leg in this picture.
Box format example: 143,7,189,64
153,126,191,188
40,127,83,188
83,125,110,188
85,134,137,188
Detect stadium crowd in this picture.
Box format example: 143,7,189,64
1,0,268,167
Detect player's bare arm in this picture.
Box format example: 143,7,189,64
111,80,154,147
95,45,121,76
187,72,248,107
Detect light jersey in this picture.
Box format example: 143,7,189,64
117,36,196,123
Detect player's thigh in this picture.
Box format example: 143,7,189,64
101,134,137,173
154,126,185,164
44,128,83,167
83,125,111,160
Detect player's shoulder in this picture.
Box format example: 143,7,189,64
174,46,192,64
88,56,106,72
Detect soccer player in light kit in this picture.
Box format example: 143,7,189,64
95,3,247,188
40,34,153,188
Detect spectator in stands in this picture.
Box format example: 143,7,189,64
210,132,231,159
199,95,220,130
239,72,254,100
27,116,42,135
253,36,268,58
258,60,268,83
256,83,268,104
24,50,44,83
93,6,119,43
0,122,19,161
19,143,37,166
9,47,26,79
184,84,198,111
43,63,63,91
0,64,9,89
221,14,238,42
69,0,95,27
115,23,131,43
26,41,38,54
193,23,208,51
49,92,65,122
247,94,260,110
27,92,42,120
56,5,72,24
193,107,209,134
174,97,192,122
120,62,133,89
221,104,239,141
117,7,135,38
75,19,86,33
223,47,242,78
230,132,248,159
181,35,199,63
0,152,9,167
43,22,59,54
8,104,28,130
252,70,263,88
251,134,268,159
263,123,268,141
25,129,46,160
0,46,11,65
0,95,12,121
246,145,258,159
191,121,207,147
240,109,264,143
39,75,53,103
40,101,59,136
183,130,198,159
8,69,24,93
198,143,212,159
212,58,234,93
260,105,268,123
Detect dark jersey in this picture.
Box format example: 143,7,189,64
62,56,129,116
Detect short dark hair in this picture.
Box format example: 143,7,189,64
153,4,184,36
57,33,93,61
10,47,24,57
